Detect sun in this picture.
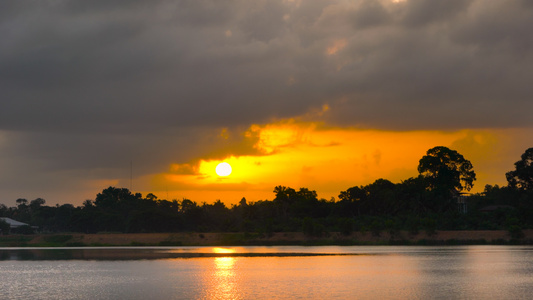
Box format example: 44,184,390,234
215,162,232,177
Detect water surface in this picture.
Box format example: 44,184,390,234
1,246,532,299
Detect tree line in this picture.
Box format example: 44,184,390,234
1,146,532,236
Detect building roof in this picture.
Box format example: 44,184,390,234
0,217,29,228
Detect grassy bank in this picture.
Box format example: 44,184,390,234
2,230,533,247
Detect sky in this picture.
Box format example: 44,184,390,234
1,0,533,206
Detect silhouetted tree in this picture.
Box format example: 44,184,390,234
181,199,203,230
95,187,140,210
339,179,397,216
0,204,7,217
418,146,476,193
29,198,46,210
146,193,158,201
289,188,320,218
14,198,30,222
396,176,430,214
54,204,75,231
4,154,533,236
338,186,366,216
203,200,232,231
16,198,28,206
506,147,533,191
273,186,296,219
364,179,397,215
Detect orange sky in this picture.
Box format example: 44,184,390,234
130,117,531,205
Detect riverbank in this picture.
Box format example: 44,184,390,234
2,230,533,247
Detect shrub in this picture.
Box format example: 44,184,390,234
338,218,354,236
369,219,383,237
508,225,524,239
43,235,73,243
13,225,34,235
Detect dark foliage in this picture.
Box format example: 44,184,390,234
506,148,533,191
0,147,532,234
418,146,476,193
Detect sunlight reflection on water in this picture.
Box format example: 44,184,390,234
210,257,238,299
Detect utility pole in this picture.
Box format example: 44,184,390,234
130,160,133,191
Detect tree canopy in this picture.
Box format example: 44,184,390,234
3,146,533,236
417,146,476,193
506,147,533,191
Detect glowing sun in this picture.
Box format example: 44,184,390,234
215,162,232,177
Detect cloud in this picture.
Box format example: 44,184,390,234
400,0,471,27
2,0,533,133
1,0,533,204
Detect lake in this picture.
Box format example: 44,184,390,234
1,246,532,299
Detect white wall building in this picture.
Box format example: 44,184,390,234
0,217,30,229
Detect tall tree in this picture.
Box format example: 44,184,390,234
30,198,46,210
506,147,533,191
418,146,476,193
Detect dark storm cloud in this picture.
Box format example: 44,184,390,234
1,0,310,134
3,0,530,132
317,0,533,129
1,0,532,203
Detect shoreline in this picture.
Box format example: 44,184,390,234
2,230,533,247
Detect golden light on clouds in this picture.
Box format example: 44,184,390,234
145,116,523,205
326,39,347,56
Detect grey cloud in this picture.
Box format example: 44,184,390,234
2,0,532,131
319,0,533,129
449,1,533,56
1,0,312,133
0,126,219,203
400,0,471,27
351,0,392,29
1,128,212,173
240,0,287,42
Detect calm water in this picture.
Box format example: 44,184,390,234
1,246,533,299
